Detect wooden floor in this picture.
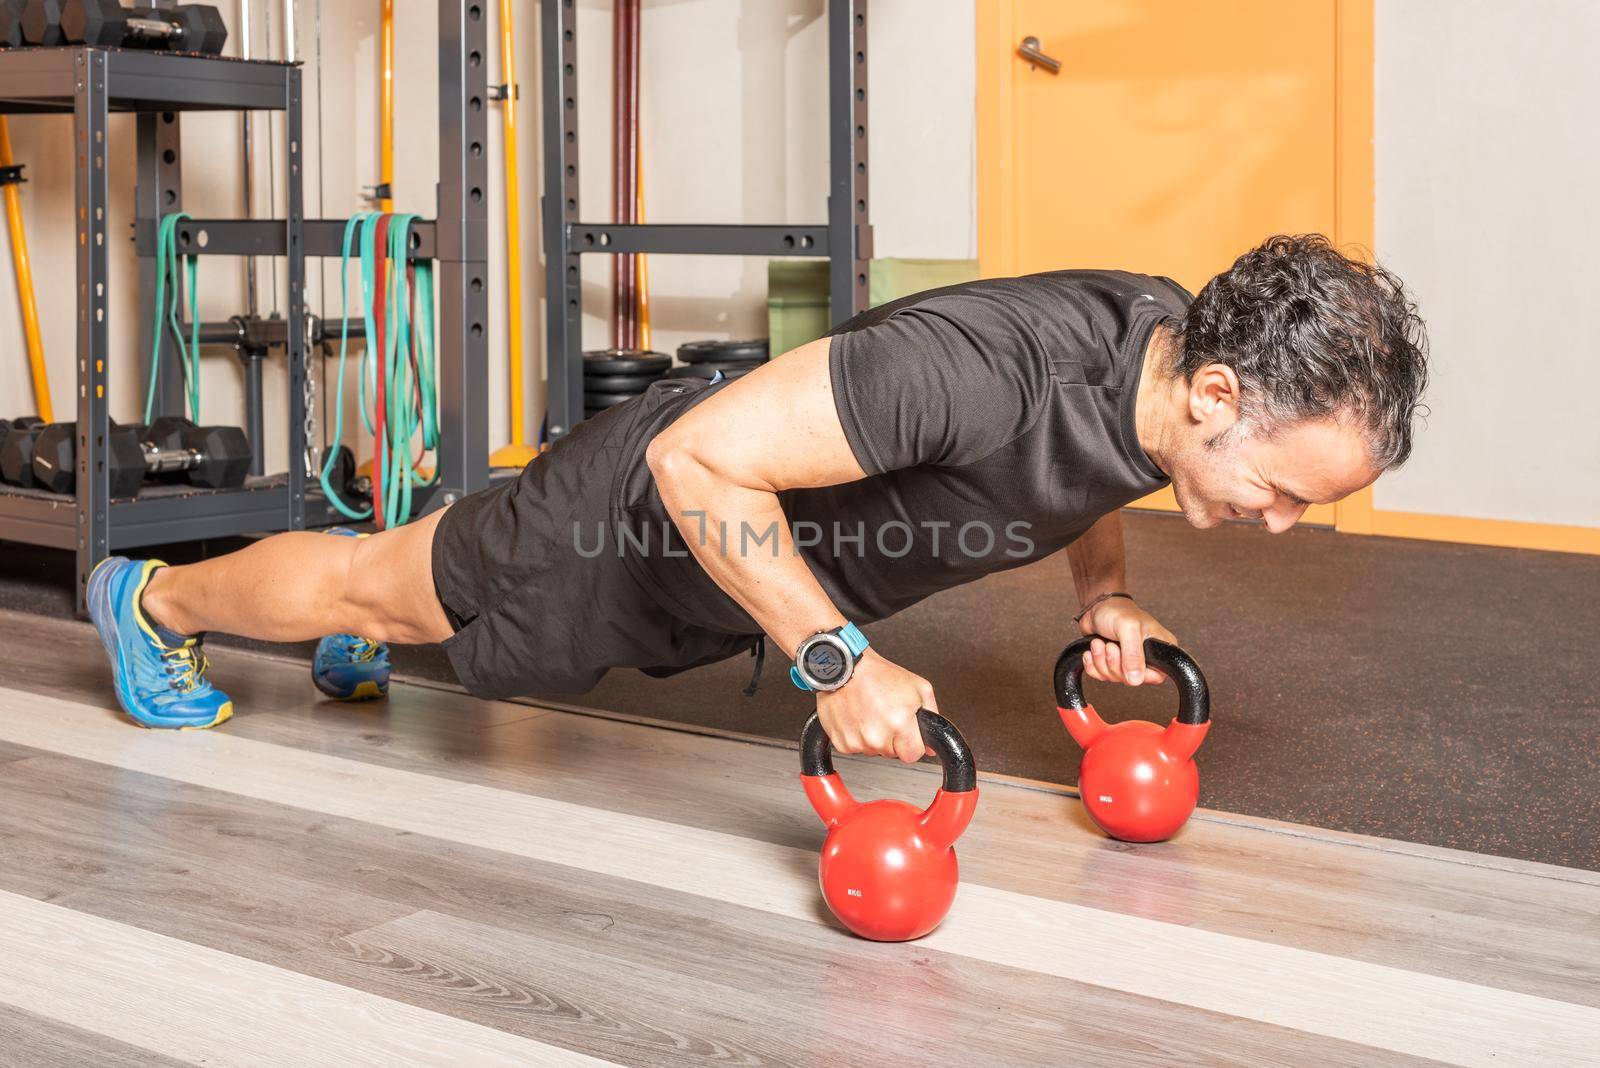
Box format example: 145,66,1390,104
0,609,1597,1067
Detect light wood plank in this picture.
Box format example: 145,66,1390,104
303,909,1435,1068
207,665,1600,1010
0,753,414,959
0,684,1593,1065
0,751,1424,1068
0,1002,190,1068
0,742,33,766
0,888,621,1067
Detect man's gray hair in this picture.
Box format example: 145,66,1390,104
1169,234,1430,469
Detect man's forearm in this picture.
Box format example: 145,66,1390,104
1066,510,1129,602
649,451,844,658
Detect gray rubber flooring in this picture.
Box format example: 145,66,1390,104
1,510,1596,870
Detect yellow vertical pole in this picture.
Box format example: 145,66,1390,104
0,117,51,422
379,0,395,212
489,0,539,465
633,6,649,350
635,137,650,351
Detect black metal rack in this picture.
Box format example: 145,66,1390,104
540,0,871,440
0,1,492,607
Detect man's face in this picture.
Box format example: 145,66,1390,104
1168,415,1380,533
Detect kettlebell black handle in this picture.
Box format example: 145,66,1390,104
1054,636,1210,726
800,709,977,793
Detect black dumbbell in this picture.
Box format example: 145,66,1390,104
61,1,227,54
142,412,196,482
33,422,143,496
0,0,28,46
128,4,227,53
31,418,251,496
137,416,251,489
0,415,46,487
30,421,147,497
18,0,64,45
71,1,220,53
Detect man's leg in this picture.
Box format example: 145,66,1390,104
140,508,453,645
86,508,454,729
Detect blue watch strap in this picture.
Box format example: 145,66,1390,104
838,621,870,657
790,664,811,692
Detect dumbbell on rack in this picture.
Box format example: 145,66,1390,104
0,415,45,487
138,415,251,488
0,1,27,48
19,417,251,498
16,1,227,54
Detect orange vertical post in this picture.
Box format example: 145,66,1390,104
635,106,650,349
379,0,395,212
0,117,51,422
489,0,539,466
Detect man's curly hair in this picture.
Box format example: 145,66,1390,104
1170,234,1430,469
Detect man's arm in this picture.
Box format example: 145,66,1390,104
1066,511,1129,605
646,337,936,763
1065,510,1176,686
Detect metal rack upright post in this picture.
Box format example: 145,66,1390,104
0,0,492,608
540,0,872,440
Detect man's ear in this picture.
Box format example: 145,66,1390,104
1188,363,1241,433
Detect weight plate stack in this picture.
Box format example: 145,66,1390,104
583,348,670,413
670,338,772,386
676,338,770,366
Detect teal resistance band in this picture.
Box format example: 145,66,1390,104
143,212,201,425
320,213,377,520
319,212,439,526
380,214,439,528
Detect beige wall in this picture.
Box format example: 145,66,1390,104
1374,0,1600,527
0,0,975,469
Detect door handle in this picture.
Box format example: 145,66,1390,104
1017,35,1062,74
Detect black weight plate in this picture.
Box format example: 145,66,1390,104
583,348,671,375
584,391,644,408
582,372,662,392
677,338,769,365
663,362,759,381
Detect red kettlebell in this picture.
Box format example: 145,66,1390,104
799,709,978,942
1054,636,1212,843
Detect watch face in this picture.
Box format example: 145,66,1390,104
803,639,850,687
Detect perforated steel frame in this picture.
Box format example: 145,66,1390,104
540,0,872,440
0,9,493,608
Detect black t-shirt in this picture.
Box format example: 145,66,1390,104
613,270,1189,637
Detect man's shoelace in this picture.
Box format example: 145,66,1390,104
160,644,208,694
331,635,381,663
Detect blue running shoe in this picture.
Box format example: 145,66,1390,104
85,557,234,730
311,527,391,701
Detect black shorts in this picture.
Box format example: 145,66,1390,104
429,400,756,699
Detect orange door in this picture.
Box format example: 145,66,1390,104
979,0,1363,525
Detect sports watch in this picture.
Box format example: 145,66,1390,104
790,622,870,692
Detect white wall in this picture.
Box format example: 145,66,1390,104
578,0,975,353
0,0,975,468
1374,0,1600,527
